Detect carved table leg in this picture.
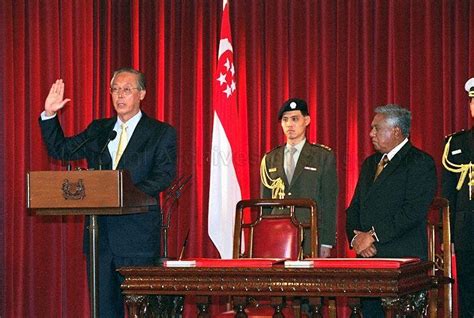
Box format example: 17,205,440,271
271,296,286,318
173,295,185,318
125,295,148,318
196,295,211,318
308,297,323,318
291,297,302,318
327,297,337,318
233,296,248,318
347,297,362,318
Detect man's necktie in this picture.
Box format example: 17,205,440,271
113,123,128,170
286,146,297,183
374,154,389,181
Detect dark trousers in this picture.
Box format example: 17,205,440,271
457,250,474,318
86,250,155,318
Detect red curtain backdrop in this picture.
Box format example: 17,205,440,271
1,0,473,316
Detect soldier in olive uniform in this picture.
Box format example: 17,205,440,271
441,78,474,318
260,98,338,257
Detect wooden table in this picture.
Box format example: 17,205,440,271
119,260,432,317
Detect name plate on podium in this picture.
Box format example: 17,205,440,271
27,170,156,215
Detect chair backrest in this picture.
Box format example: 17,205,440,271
233,198,318,259
426,196,453,318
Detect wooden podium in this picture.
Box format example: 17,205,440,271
27,170,156,214
26,170,156,318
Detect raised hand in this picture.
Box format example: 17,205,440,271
44,79,71,116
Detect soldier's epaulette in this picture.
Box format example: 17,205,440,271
309,143,332,151
444,129,467,141
265,144,284,154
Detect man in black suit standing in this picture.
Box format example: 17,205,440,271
346,104,437,317
442,78,474,318
40,68,177,317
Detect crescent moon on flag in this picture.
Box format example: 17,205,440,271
218,38,233,59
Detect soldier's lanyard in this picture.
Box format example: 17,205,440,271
260,154,286,199
442,136,474,200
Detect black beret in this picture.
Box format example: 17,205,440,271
278,98,309,120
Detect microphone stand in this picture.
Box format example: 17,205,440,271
89,200,99,318
89,130,116,318
62,136,97,314
66,135,96,171
62,136,97,315
64,144,99,316
156,175,192,265
60,129,115,318
98,130,117,170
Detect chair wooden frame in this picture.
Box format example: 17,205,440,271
223,198,320,318
427,196,453,318
233,198,319,259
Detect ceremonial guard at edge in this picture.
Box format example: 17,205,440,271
442,78,474,318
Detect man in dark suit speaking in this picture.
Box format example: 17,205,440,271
346,104,436,317
39,68,177,317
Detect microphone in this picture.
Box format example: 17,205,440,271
172,175,192,199
67,131,104,171
163,175,192,225
98,130,117,170
178,229,190,260
162,175,191,209
158,175,192,262
166,175,192,197
165,175,186,196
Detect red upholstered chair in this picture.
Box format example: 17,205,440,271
243,216,301,260
216,198,319,318
426,197,454,318
233,198,318,259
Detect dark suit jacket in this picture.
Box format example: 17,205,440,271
442,129,474,251
39,112,177,258
346,142,436,259
261,141,338,249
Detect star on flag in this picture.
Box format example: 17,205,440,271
217,57,236,98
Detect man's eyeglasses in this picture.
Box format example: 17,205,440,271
110,87,140,96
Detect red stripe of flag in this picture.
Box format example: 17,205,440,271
208,0,247,259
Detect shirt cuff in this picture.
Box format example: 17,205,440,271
40,111,57,120
350,234,359,248
369,226,379,242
